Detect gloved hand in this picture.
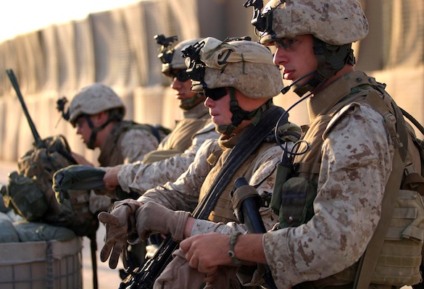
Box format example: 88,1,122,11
98,199,141,269
132,202,190,243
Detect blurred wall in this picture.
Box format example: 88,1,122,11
0,0,423,164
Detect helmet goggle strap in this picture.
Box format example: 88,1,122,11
217,88,273,135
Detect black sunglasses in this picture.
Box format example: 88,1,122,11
170,70,190,82
204,87,228,101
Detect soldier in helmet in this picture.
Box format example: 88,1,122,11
97,37,300,288
178,1,423,288
62,83,165,167
102,36,218,196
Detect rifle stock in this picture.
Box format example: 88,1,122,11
233,177,277,289
6,69,44,148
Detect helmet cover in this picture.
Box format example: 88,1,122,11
185,37,283,99
69,83,125,124
259,0,369,45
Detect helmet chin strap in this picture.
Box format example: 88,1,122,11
216,88,273,136
288,37,355,97
85,115,113,150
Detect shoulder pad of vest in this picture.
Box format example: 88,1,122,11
323,102,361,139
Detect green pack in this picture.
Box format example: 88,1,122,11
1,135,98,238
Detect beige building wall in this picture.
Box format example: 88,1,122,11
0,0,422,164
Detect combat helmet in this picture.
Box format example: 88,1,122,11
245,0,369,95
155,34,201,78
154,34,205,110
182,37,283,134
68,83,125,125
57,83,125,149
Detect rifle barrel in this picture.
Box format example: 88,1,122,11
6,69,44,148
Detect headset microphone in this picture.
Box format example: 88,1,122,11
280,71,316,95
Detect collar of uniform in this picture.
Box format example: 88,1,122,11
183,101,209,119
307,71,370,122
218,131,242,149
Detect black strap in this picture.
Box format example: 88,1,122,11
194,105,286,219
127,105,286,289
90,233,99,289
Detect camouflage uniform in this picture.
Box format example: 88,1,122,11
137,38,293,289
263,72,395,288
117,103,218,194
140,135,281,229
97,120,161,166
239,0,413,287
65,83,163,211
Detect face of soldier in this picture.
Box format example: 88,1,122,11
170,70,197,103
273,34,317,86
75,112,107,148
204,89,232,127
204,88,267,134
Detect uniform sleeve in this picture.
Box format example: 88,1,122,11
262,105,395,288
136,139,219,212
117,128,218,194
191,145,283,235
120,129,159,164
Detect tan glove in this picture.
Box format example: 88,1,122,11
133,202,190,243
98,199,141,269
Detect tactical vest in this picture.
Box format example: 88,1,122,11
274,78,424,287
198,136,276,223
98,120,162,166
142,118,211,164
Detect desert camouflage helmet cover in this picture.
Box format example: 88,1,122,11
189,37,283,99
260,0,369,45
69,83,125,124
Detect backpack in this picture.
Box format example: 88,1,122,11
1,135,99,238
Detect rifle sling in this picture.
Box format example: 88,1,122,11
131,105,286,289
193,105,286,219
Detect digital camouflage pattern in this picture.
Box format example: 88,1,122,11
262,72,396,288
98,122,161,167
191,38,283,98
118,103,218,195
117,129,160,164
90,122,163,212
260,0,369,45
139,136,282,229
139,129,286,289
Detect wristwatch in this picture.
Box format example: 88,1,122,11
228,232,242,266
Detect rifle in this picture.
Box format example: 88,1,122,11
5,69,77,165
120,105,286,289
5,69,44,149
232,177,278,289
5,69,98,288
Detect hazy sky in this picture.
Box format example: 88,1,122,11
0,0,140,42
